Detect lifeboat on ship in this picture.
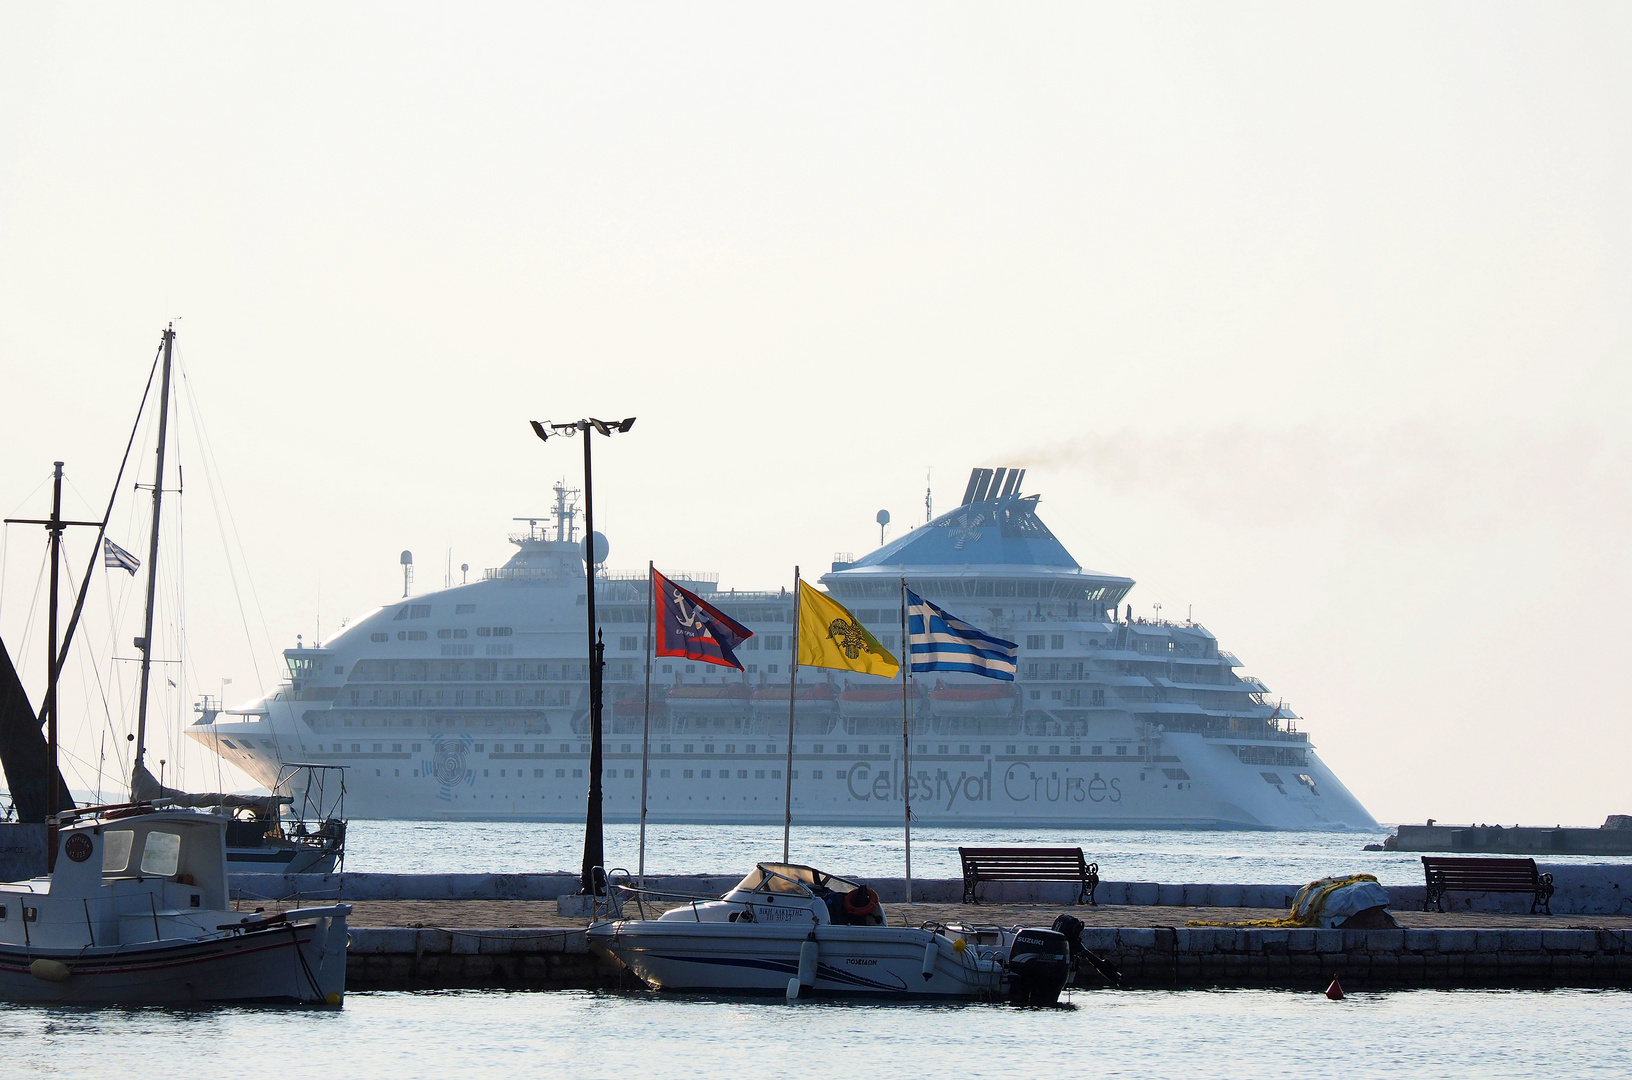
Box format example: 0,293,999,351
929,683,1017,718
837,687,904,720
751,683,837,724
665,684,751,718
610,688,668,732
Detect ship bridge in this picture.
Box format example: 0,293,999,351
821,467,1134,613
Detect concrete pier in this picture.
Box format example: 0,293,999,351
287,872,1632,992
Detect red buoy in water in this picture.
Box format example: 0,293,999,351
1325,976,1345,1000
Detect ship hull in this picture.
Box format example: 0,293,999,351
192,703,1376,830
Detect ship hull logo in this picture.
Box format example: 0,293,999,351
943,512,985,549
424,734,476,800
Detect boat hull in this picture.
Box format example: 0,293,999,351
588,921,1002,998
0,915,348,1005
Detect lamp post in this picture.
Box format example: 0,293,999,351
529,416,635,896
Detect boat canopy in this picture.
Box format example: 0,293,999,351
733,863,864,896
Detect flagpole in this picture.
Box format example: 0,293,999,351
638,560,654,886
782,566,801,863
900,578,912,902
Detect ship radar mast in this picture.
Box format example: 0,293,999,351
554,481,580,543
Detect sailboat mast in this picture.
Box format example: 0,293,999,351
45,463,64,823
132,324,175,777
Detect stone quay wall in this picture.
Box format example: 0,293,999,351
343,925,1632,992
346,926,625,991
1077,926,1632,990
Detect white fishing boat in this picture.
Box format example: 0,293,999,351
0,325,351,1005
0,803,349,1004
587,862,1076,1003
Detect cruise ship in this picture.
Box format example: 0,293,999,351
189,468,1378,830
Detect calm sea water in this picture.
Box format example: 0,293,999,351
342,821,1632,886
5,988,1625,1079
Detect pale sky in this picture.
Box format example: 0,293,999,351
1,3,1628,826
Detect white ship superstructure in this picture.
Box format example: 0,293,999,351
189,470,1377,829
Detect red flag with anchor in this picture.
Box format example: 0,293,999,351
653,569,753,670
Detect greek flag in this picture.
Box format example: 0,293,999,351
103,537,140,575
905,588,1018,680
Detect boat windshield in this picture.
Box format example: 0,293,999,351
733,863,864,896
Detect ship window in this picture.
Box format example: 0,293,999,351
662,665,672,674
1070,745,1081,755
102,831,134,873
573,769,583,778
1026,635,1044,650
351,743,361,752
534,769,543,778
456,603,476,614
1049,745,1060,755
772,770,781,779
683,744,694,753
371,633,388,643
745,639,758,651
812,770,823,780
412,743,422,752
373,743,383,752
1029,690,1040,700
555,769,565,777
704,744,715,753
1005,745,1016,754
220,739,237,749
1051,635,1064,650
737,770,747,779
765,636,783,651
1092,746,1103,755
140,831,182,877
625,770,635,778
702,770,711,778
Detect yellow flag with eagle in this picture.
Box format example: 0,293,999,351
796,579,900,678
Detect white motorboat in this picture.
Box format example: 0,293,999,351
0,803,350,1005
587,862,1076,1002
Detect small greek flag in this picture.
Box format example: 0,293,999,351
905,588,1018,680
103,538,140,575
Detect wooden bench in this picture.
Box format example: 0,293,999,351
958,846,1098,906
1422,856,1554,914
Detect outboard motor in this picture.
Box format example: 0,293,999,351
1051,913,1122,987
1005,928,1072,1005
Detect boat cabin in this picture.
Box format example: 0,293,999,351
0,808,230,950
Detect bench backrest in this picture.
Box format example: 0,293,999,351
960,846,1088,880
1422,856,1540,889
